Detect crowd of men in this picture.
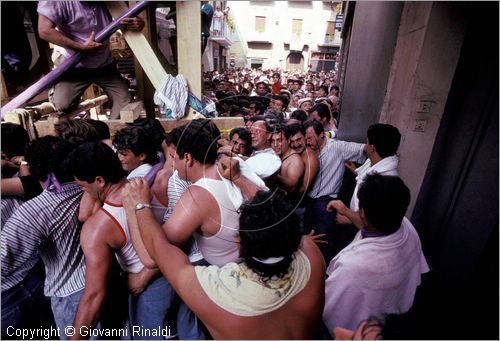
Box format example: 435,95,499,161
1,2,431,339
201,66,340,133
1,73,430,339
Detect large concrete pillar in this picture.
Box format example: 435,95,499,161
379,2,467,214
337,2,403,142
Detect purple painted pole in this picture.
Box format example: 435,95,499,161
1,1,150,118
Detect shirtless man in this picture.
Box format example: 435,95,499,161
287,123,319,196
124,177,326,339
271,125,304,193
65,142,173,340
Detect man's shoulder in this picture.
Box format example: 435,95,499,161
37,1,74,16
331,138,364,148
283,151,299,161
180,183,214,203
82,208,123,245
283,152,303,167
17,183,81,209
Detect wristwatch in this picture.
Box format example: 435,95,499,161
135,202,152,211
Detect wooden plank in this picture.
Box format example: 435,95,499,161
107,2,209,118
34,115,59,137
1,72,8,102
4,110,23,125
176,2,202,119
106,2,167,90
120,100,144,122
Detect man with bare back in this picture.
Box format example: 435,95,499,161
271,124,305,194
65,142,173,340
124,178,326,339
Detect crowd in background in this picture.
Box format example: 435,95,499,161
1,62,429,340
201,66,340,123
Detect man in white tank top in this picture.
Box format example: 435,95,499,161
124,120,264,267
123,185,326,339
66,142,174,340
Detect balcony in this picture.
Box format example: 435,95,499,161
318,34,341,47
210,17,232,47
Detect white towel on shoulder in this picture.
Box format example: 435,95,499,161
194,250,311,316
350,155,399,211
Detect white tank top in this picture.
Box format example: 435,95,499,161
101,202,144,274
192,178,241,267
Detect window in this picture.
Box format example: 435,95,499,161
311,51,337,72
325,21,335,43
255,16,266,32
292,19,303,38
326,21,335,35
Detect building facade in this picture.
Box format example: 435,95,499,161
336,2,498,339
227,1,342,71
202,1,233,72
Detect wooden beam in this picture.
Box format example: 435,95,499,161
176,2,202,119
106,2,167,90
32,117,244,138
120,100,144,122
1,72,8,102
106,2,163,118
34,115,58,137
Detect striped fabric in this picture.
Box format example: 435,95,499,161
0,196,40,292
1,196,23,227
1,183,86,297
308,138,366,199
163,170,203,263
154,74,189,119
163,170,191,222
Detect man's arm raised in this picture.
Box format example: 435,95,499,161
122,178,204,248
121,186,157,268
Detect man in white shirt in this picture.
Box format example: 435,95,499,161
323,174,429,333
327,123,401,228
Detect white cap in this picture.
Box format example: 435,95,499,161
297,97,313,107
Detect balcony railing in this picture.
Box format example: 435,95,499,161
324,34,336,44
320,34,341,46
211,17,229,38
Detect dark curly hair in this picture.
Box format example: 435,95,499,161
87,119,110,140
64,142,126,184
131,118,166,152
168,119,220,164
239,190,302,280
24,136,73,183
55,118,100,147
357,174,410,234
290,109,308,123
1,122,30,158
113,125,159,165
